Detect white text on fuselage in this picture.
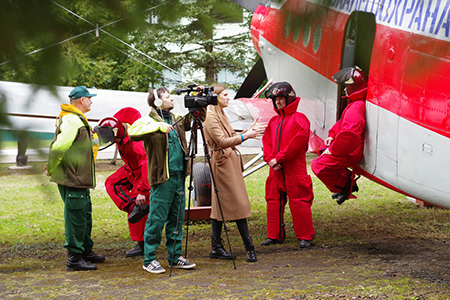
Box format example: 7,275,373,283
310,0,450,40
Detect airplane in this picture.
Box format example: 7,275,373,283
0,80,260,154
3,0,450,214
230,0,450,208
0,80,263,219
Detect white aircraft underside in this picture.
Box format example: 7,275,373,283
258,36,450,208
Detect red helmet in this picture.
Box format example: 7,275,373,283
265,81,296,107
332,66,368,96
94,117,125,149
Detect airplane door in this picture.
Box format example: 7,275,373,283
339,11,375,118
339,11,376,173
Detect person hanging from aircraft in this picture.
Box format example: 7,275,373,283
261,82,315,248
95,107,150,258
311,66,368,205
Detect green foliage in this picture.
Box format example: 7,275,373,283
0,0,255,90
0,0,257,146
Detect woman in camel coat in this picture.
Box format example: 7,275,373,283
204,84,265,262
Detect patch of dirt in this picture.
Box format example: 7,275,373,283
1,237,450,299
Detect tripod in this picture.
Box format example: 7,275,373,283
169,108,236,276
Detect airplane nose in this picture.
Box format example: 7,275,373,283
251,5,269,56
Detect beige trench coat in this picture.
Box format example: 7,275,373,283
203,106,252,221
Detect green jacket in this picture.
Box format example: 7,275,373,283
128,107,206,186
48,104,95,189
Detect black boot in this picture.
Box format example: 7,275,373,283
261,223,286,246
126,242,144,257
67,251,97,271
335,182,359,205
128,203,149,224
82,250,105,263
210,236,235,260
261,238,283,246
243,237,258,262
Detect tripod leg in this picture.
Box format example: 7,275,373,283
184,126,198,258
196,120,236,269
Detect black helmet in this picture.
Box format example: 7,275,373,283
265,82,296,106
332,65,368,96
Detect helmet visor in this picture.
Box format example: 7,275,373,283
265,87,287,98
94,126,116,150
332,67,354,84
332,66,363,85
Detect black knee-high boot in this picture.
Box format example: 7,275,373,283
210,219,235,260
235,219,257,262
210,236,235,260
243,236,258,262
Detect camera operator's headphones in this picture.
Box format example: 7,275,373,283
153,89,163,107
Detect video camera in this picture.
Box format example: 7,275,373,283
176,84,218,109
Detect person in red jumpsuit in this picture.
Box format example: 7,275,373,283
262,82,315,248
311,66,368,205
95,107,150,257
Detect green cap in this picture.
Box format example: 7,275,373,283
69,86,97,100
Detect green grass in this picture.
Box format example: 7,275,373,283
1,155,450,253
2,155,450,299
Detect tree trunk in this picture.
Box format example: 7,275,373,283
204,26,215,83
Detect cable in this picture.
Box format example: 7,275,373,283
53,1,191,83
1,1,200,85
0,29,95,67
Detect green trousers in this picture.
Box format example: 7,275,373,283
143,174,185,265
58,185,94,254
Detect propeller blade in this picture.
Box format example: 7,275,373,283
235,57,267,99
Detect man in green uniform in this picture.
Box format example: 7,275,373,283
129,87,205,274
45,86,105,271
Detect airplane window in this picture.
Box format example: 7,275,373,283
293,17,301,42
285,13,292,38
313,24,321,52
303,20,311,47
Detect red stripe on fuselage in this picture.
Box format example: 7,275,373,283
252,2,450,138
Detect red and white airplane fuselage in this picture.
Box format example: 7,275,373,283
250,0,450,207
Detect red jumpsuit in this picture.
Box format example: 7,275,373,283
311,88,367,193
105,108,150,242
262,97,315,242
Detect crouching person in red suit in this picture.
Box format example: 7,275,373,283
262,82,315,249
95,107,150,257
311,66,368,205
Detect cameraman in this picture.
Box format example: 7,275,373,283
128,87,206,274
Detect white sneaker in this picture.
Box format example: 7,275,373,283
171,256,196,269
143,260,166,274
